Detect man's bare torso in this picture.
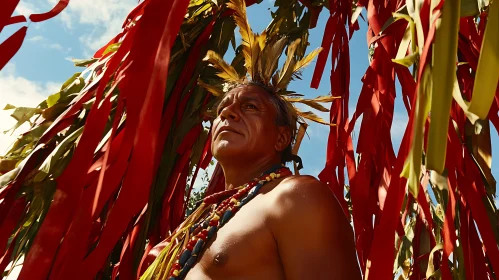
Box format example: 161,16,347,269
185,177,287,279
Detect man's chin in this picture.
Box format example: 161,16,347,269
212,142,244,160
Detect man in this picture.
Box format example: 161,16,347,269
184,84,361,279
141,0,361,277
142,84,361,279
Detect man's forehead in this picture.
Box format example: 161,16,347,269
223,85,271,102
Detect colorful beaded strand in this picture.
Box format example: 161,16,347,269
167,166,291,280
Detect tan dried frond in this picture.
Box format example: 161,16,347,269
203,50,241,83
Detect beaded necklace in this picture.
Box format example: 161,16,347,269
141,166,291,280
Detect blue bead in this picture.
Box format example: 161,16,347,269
221,210,233,225
189,224,197,233
179,256,197,278
240,197,249,205
245,193,255,200
179,249,192,266
169,277,176,280
192,239,204,255
208,226,217,238
178,267,189,279
201,220,209,228
186,255,197,268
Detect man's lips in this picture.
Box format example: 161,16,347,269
216,126,241,138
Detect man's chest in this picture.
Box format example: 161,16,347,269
186,197,283,279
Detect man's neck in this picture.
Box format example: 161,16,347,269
220,156,283,190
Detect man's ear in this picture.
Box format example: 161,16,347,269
275,126,292,152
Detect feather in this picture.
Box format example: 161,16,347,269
197,80,224,96
271,69,280,90
285,95,337,112
284,97,304,102
293,47,322,74
277,38,301,89
297,100,330,112
308,95,341,102
203,50,241,83
260,36,287,84
295,109,334,126
227,0,256,78
250,36,261,80
257,31,267,50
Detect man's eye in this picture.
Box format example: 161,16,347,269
244,104,257,110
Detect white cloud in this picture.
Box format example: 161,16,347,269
28,35,44,42
49,43,63,50
0,64,59,155
47,0,137,52
78,16,125,52
26,35,68,52
14,1,38,16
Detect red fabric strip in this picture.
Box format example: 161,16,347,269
29,0,69,22
0,197,25,256
0,26,27,71
19,94,113,280
0,0,20,33
80,0,190,276
310,16,336,89
4,15,26,29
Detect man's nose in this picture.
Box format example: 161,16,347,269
220,104,240,121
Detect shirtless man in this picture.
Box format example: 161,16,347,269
172,84,361,279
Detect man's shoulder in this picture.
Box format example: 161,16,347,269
273,174,334,203
266,174,346,221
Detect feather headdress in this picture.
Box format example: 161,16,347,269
201,0,338,125
200,0,339,169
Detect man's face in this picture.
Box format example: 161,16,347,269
211,85,286,163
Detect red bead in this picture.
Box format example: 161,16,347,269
172,263,181,271
201,229,209,236
192,226,202,236
186,239,196,250
209,220,218,226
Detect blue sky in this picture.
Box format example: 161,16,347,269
0,0,497,206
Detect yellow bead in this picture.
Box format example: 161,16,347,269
276,173,280,178
172,270,179,277
266,176,270,181
270,173,276,179
230,198,238,204
212,214,220,221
